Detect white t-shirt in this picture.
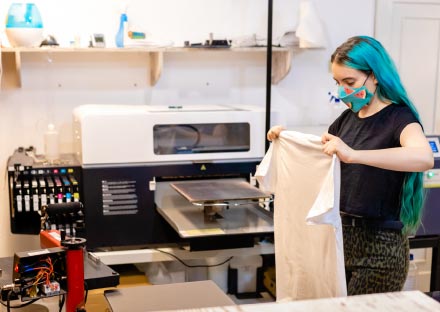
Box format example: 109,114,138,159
256,131,346,301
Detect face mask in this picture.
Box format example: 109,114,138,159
337,75,374,113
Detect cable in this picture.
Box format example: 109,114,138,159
0,289,40,311
1,255,60,310
58,293,65,312
154,249,233,268
84,281,88,303
6,290,11,312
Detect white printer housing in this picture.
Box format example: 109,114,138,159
73,104,266,165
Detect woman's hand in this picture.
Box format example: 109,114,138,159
267,125,285,141
321,132,355,163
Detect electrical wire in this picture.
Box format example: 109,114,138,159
154,248,233,268
6,290,10,312
0,289,39,312
1,254,66,311
19,257,55,294
84,281,88,303
58,293,65,312
1,256,60,310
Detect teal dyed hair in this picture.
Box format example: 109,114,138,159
331,36,425,235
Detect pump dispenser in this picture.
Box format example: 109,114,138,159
44,123,59,162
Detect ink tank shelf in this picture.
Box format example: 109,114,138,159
0,46,292,89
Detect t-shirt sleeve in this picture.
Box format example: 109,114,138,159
255,143,277,193
306,155,341,227
328,109,350,135
393,106,421,143
328,121,337,135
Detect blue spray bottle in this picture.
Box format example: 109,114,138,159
115,10,128,48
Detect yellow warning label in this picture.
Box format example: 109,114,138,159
181,228,224,237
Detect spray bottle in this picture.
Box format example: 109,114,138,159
115,2,129,47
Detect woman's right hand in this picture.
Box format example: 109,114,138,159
267,125,285,141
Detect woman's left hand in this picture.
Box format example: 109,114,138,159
321,132,355,163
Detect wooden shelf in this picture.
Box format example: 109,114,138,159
0,46,292,88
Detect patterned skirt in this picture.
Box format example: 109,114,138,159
343,225,410,295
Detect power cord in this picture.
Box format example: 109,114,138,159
154,248,233,268
58,293,65,312
0,288,39,312
84,281,88,304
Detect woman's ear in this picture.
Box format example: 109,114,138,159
371,73,378,85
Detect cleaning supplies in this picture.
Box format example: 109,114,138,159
115,12,127,47
128,31,146,39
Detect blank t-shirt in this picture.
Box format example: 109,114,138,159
256,131,346,301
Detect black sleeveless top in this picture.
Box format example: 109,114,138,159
328,104,419,221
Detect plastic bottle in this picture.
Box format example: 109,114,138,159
403,253,418,291
44,123,59,162
115,12,128,47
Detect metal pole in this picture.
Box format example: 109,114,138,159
265,0,273,152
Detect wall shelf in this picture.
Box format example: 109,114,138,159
0,46,292,89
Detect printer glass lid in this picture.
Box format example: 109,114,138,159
153,123,250,155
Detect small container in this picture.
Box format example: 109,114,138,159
229,255,263,294
207,256,230,292
403,253,418,291
44,123,59,162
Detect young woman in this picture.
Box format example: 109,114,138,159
267,36,433,295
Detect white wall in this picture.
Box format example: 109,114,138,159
0,0,374,257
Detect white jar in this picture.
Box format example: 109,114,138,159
44,124,59,162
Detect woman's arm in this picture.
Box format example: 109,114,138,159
321,123,434,172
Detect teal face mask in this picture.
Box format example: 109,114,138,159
337,75,374,113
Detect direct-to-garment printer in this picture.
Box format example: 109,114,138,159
73,104,273,250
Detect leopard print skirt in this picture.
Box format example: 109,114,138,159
343,225,410,295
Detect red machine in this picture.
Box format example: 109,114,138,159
40,203,87,312
62,237,87,312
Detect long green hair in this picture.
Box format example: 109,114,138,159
331,36,425,235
